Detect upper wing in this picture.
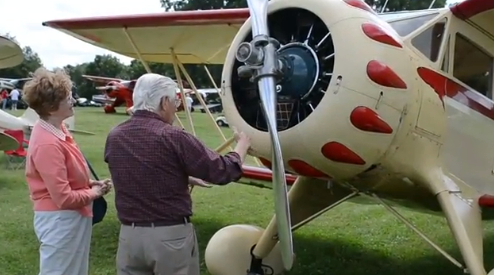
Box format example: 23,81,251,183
0,35,23,69
82,74,123,84
43,9,250,65
450,0,494,37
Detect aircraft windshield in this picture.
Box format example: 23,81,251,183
453,34,493,97
388,13,439,37
410,18,447,62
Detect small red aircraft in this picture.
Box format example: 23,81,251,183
82,75,136,115
83,74,196,114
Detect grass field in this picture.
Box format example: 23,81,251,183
1,107,494,275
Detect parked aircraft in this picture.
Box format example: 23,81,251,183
0,77,32,90
0,36,94,151
42,0,494,274
84,74,221,114
82,75,136,115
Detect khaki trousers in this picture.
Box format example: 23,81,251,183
116,222,200,275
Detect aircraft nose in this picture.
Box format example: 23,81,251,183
222,0,417,179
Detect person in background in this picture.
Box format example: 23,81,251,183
23,67,113,275
0,89,7,109
9,87,19,110
185,93,193,112
104,73,251,275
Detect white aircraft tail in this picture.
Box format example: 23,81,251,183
18,108,93,135
19,108,40,126
64,116,75,131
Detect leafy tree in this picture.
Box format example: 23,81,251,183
72,55,126,98
160,0,447,12
0,34,43,80
365,0,447,12
64,63,91,97
124,59,175,80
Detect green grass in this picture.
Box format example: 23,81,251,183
1,107,494,275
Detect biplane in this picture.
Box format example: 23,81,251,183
42,0,494,274
82,74,136,114
0,36,94,151
83,74,219,114
0,77,32,90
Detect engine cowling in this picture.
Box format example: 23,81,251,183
221,0,420,180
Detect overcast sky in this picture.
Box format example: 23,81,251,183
0,0,462,69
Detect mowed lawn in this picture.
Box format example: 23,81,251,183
2,107,494,275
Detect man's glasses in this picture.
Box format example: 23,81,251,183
174,97,182,108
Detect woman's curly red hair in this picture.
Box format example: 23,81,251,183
23,67,72,119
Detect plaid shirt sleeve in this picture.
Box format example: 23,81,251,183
173,130,243,185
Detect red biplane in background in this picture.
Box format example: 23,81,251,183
82,74,200,114
82,75,136,115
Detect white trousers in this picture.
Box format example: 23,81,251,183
34,210,92,275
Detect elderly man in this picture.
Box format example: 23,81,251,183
104,73,251,275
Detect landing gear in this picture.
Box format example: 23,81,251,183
205,177,357,275
205,225,284,275
246,250,265,275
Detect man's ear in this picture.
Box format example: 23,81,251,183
161,98,167,112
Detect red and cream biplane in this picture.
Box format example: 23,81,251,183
82,74,136,114
82,74,205,114
43,0,494,274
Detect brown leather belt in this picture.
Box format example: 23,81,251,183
122,217,190,227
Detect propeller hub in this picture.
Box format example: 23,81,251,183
277,42,319,99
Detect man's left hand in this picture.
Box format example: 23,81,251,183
188,177,212,188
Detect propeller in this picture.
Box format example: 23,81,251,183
236,0,294,270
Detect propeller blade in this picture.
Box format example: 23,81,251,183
0,131,19,151
244,0,294,270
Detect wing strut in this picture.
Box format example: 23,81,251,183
171,49,242,193
202,65,262,167
122,27,186,129
171,49,196,137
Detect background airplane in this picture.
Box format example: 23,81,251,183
0,77,32,90
82,74,136,114
83,74,222,114
42,0,494,275
0,36,94,151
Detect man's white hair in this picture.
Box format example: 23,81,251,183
132,73,177,112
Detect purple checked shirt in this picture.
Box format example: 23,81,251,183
104,110,243,224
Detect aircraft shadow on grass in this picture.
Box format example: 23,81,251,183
91,217,494,275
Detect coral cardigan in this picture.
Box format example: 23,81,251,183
25,120,97,217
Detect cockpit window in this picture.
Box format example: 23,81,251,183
453,34,493,97
411,18,447,62
388,13,438,37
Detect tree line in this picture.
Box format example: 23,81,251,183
0,0,447,99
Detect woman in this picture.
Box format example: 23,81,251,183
0,88,7,109
24,67,112,275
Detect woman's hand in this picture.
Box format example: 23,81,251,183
90,179,113,196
